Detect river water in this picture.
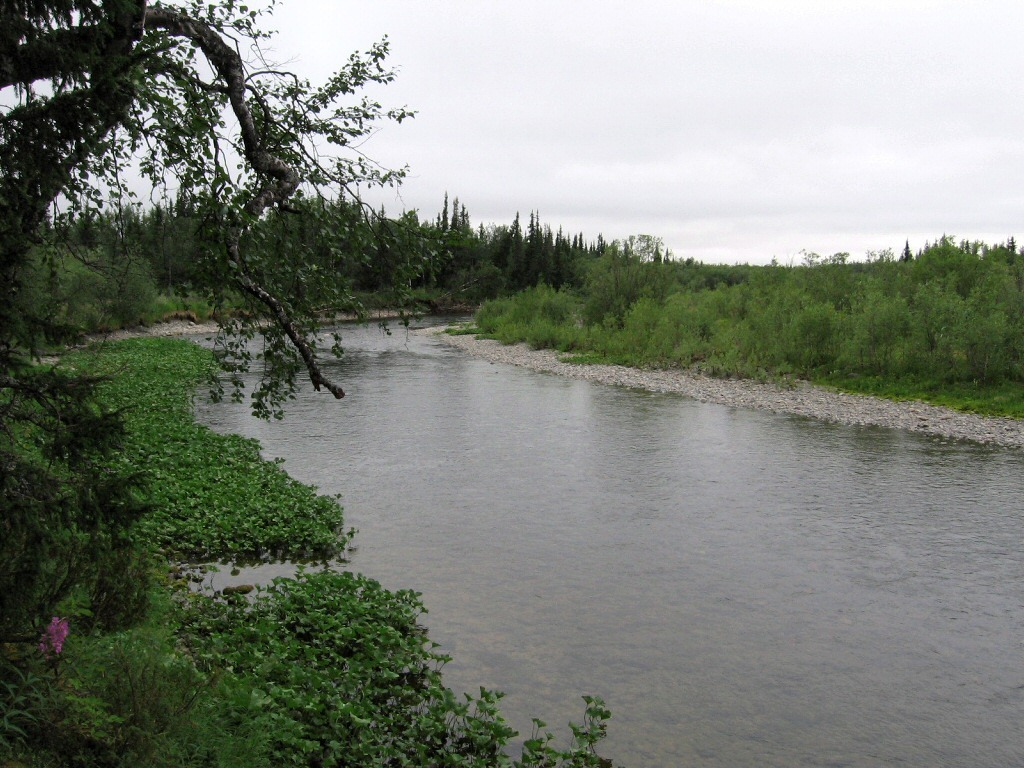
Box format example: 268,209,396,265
193,321,1024,767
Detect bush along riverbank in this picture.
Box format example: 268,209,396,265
468,236,1024,423
1,337,611,767
450,279,1024,447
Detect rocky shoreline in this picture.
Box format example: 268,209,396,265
80,308,407,343
426,328,1024,450
85,318,221,341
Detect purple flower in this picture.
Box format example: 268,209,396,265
39,616,70,659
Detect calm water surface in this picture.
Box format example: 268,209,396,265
194,322,1024,767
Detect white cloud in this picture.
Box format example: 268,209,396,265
269,0,1024,263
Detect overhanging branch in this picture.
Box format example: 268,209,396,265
144,4,344,399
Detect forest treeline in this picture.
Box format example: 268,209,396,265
20,191,641,333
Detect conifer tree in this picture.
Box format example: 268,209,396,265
440,192,450,232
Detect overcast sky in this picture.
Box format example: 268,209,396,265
270,1,1024,265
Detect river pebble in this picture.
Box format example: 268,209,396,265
425,329,1024,450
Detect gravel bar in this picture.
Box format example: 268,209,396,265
425,328,1024,450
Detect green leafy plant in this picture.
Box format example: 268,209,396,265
177,569,612,767
0,663,44,756
75,338,349,561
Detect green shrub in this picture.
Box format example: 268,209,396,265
784,301,839,372
142,293,216,325
477,285,581,350
582,245,673,326
5,601,275,768
838,286,912,376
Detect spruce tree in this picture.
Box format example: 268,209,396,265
901,239,913,262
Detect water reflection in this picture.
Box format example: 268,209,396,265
194,322,1024,767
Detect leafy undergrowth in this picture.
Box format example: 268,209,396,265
74,337,347,560
4,591,277,767
178,570,612,767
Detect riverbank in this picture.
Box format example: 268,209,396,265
427,328,1024,449
9,336,611,767
85,318,221,340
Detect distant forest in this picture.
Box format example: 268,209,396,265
19,191,743,329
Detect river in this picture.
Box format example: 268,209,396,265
193,320,1024,767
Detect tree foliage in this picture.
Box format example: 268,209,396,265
0,0,411,641
2,0,414,407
